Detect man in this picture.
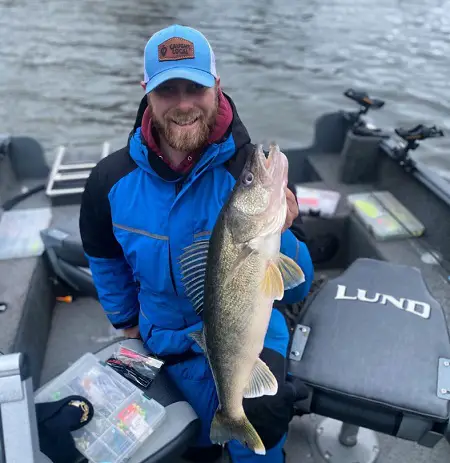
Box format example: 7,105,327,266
79,24,314,463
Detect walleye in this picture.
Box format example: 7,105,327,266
178,143,305,455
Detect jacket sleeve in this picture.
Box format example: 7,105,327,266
79,167,140,330
280,229,314,304
279,183,314,304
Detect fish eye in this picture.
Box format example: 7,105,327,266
242,171,254,186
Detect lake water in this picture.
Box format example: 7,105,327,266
1,0,450,173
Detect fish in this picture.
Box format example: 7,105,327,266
178,143,305,455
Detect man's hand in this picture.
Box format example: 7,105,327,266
282,187,299,233
123,325,141,339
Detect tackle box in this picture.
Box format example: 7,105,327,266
347,191,425,241
34,353,166,463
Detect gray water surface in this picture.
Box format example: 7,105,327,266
1,0,450,170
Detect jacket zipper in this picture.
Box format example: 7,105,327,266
168,180,184,295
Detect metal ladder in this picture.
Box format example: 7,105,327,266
45,142,110,200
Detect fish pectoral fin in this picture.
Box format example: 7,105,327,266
261,261,284,300
188,329,206,352
210,409,266,455
243,357,278,398
277,253,305,291
179,239,210,316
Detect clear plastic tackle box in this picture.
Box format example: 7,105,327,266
347,191,425,241
35,353,166,463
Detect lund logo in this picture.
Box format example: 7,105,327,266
335,284,431,319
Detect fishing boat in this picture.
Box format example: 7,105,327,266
1,89,450,463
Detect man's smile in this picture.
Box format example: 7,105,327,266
171,117,199,127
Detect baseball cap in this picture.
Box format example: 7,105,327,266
143,24,218,94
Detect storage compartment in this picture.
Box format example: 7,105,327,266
301,211,383,278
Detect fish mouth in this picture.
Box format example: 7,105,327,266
265,143,278,171
257,143,287,185
250,142,288,237
255,144,275,174
264,147,272,169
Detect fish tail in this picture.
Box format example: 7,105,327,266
210,408,266,455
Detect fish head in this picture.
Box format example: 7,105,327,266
227,143,289,243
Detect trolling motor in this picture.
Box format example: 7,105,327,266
341,88,386,135
380,124,445,173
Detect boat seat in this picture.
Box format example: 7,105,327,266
33,339,200,463
289,258,450,447
40,207,98,299
41,208,88,269
42,227,87,268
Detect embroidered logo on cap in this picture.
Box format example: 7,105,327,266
158,37,195,61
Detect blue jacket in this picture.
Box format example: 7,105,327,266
79,94,313,359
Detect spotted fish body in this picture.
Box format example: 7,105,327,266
180,143,305,455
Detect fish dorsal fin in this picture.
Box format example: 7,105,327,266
243,357,278,398
179,239,210,316
261,261,284,300
278,253,305,290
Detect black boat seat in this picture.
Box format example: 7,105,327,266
33,339,200,463
288,258,450,447
40,226,98,299
41,227,87,268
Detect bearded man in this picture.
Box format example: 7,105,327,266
79,24,313,463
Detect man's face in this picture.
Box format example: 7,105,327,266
147,78,219,152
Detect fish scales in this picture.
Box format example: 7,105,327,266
205,224,269,414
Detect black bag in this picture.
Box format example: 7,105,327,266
36,395,94,463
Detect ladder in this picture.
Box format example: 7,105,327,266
45,142,110,202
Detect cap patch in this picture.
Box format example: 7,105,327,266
158,37,195,61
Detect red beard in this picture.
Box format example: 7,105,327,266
151,101,218,152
